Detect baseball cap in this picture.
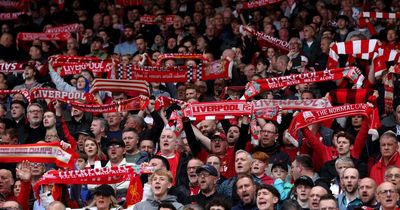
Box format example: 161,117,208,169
94,184,115,197
196,164,218,177
294,176,314,187
77,129,95,138
211,132,226,141
106,139,125,148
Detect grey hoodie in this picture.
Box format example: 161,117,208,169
132,195,183,210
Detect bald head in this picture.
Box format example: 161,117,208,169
358,178,377,204
0,169,14,195
47,201,66,210
376,182,399,210
1,201,21,209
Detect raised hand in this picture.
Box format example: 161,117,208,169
16,160,32,182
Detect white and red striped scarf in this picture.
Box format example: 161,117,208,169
286,103,380,147
140,15,176,25
243,66,364,100
59,96,149,113
240,25,289,54
0,12,24,20
327,39,379,69
45,23,80,33
383,65,400,114
90,79,150,96
357,12,400,36
236,0,282,11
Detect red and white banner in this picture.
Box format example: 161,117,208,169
240,25,289,53
52,61,114,77
140,15,176,25
0,12,24,20
0,142,78,168
59,96,149,113
0,0,23,8
359,12,400,19
90,79,150,96
286,103,379,147
155,53,209,67
30,88,95,103
17,32,71,42
243,66,364,99
252,99,332,110
45,23,80,33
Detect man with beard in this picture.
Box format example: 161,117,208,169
114,24,137,55
227,125,240,148
233,174,258,210
122,128,148,164
337,168,361,210
185,164,223,208
22,103,45,144
347,178,379,210
308,186,328,210
376,182,399,210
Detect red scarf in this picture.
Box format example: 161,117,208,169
30,88,96,103
383,65,400,113
90,79,150,96
286,103,380,147
0,12,24,20
236,0,282,11
240,25,289,54
59,96,149,113
155,96,187,111
0,142,78,168
0,89,31,101
50,55,115,77
253,99,332,110
45,23,80,33
328,89,377,104
34,166,146,203
155,53,209,66
140,15,176,25
0,62,25,73
118,59,232,82
244,67,364,99
0,0,23,8
17,32,71,42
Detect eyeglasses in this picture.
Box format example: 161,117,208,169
260,130,276,135
385,174,400,179
108,144,122,149
378,189,396,195
197,172,211,177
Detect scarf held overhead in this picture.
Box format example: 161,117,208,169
0,142,78,168
236,0,282,11
240,25,289,54
286,103,380,147
244,66,364,99
45,23,80,33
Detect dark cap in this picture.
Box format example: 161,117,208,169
271,162,289,172
11,100,27,109
196,164,218,177
94,184,115,197
92,36,104,44
211,132,226,141
106,138,125,148
336,15,350,22
77,129,95,138
294,176,314,187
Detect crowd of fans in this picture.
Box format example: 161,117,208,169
0,0,400,210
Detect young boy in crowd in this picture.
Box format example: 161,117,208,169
271,162,293,200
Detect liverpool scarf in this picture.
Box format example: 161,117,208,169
328,89,377,104
236,0,282,11
0,12,24,20
244,67,364,99
286,103,379,147
30,88,96,103
0,142,78,168
59,96,149,113
50,55,115,77
0,0,23,8
240,25,289,54
45,23,80,33
155,96,187,111
252,99,332,110
34,166,147,203
115,0,144,6
89,79,150,96
0,89,31,101
0,62,25,73
383,65,400,113
17,32,71,42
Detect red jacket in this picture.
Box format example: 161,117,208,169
370,152,400,185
